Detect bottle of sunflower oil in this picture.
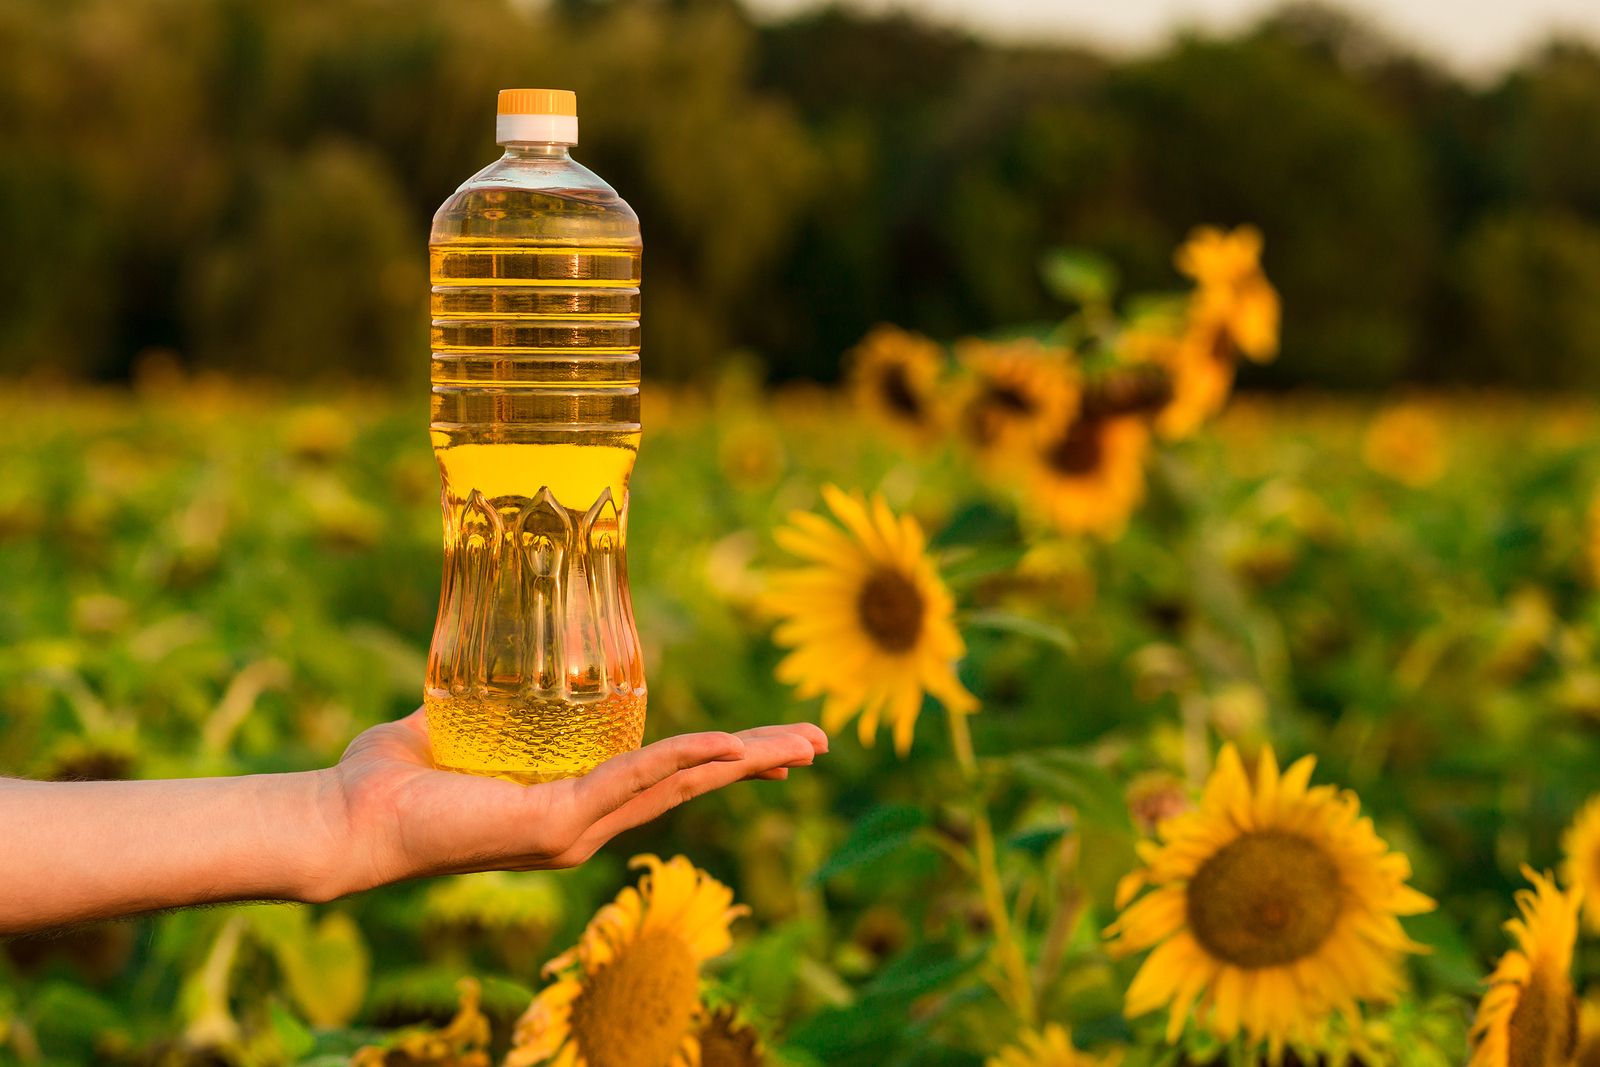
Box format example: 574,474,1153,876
425,89,645,783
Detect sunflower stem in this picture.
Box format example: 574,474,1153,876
926,828,978,875
1034,816,1082,993
946,706,1037,1025
1181,689,1210,789
949,706,977,775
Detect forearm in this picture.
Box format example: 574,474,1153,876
0,770,348,934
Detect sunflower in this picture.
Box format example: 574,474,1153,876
987,1023,1121,1067
1106,744,1434,1056
1362,404,1448,487
763,485,977,754
955,338,1079,456
1175,225,1281,362
351,978,490,1067
695,1004,765,1067
1019,414,1150,539
1117,325,1232,441
847,324,945,440
1470,868,1581,1067
506,855,747,1067
1564,796,1600,932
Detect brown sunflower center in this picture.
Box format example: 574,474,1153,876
1506,967,1578,1067
1186,830,1343,968
877,364,924,419
857,567,925,654
1082,365,1175,419
963,384,1035,448
569,929,699,1067
984,383,1035,414
1043,420,1104,477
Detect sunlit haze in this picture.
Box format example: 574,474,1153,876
750,0,1600,76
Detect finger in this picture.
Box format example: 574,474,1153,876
744,755,812,780
557,732,818,862
621,730,817,816
734,729,823,781
734,722,829,753
558,732,816,862
568,731,747,827
713,726,820,778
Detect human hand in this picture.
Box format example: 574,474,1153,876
313,710,827,898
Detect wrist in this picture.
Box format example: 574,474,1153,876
279,768,362,904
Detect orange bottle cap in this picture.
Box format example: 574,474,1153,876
497,88,578,117
495,89,579,145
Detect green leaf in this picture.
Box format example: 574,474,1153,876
1005,823,1069,857
27,982,126,1062
718,917,827,1021
862,943,979,1001
268,1001,316,1061
810,804,928,884
1406,910,1484,996
960,610,1076,654
250,908,371,1029
938,546,1031,592
784,945,982,1065
1041,248,1118,306
930,500,1020,549
1123,292,1188,332
1008,748,1129,828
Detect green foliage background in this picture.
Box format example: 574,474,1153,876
3,0,1600,388
4,379,1600,1062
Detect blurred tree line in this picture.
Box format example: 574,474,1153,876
2,0,1599,389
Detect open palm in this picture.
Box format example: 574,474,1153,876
323,709,827,893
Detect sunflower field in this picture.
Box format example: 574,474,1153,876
7,230,1600,1067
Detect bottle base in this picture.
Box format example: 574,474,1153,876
423,691,646,785
431,759,600,787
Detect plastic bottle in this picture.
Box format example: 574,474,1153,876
425,88,645,783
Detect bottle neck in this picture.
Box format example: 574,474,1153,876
500,143,574,161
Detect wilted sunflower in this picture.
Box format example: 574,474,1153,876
1470,868,1581,1067
1125,770,1192,837
847,324,945,440
1175,225,1281,362
763,485,977,753
695,1004,765,1067
1121,325,1234,441
1563,796,1600,932
351,977,490,1067
506,855,746,1067
1021,414,1150,539
1106,745,1434,1055
987,1023,1121,1067
955,338,1079,456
